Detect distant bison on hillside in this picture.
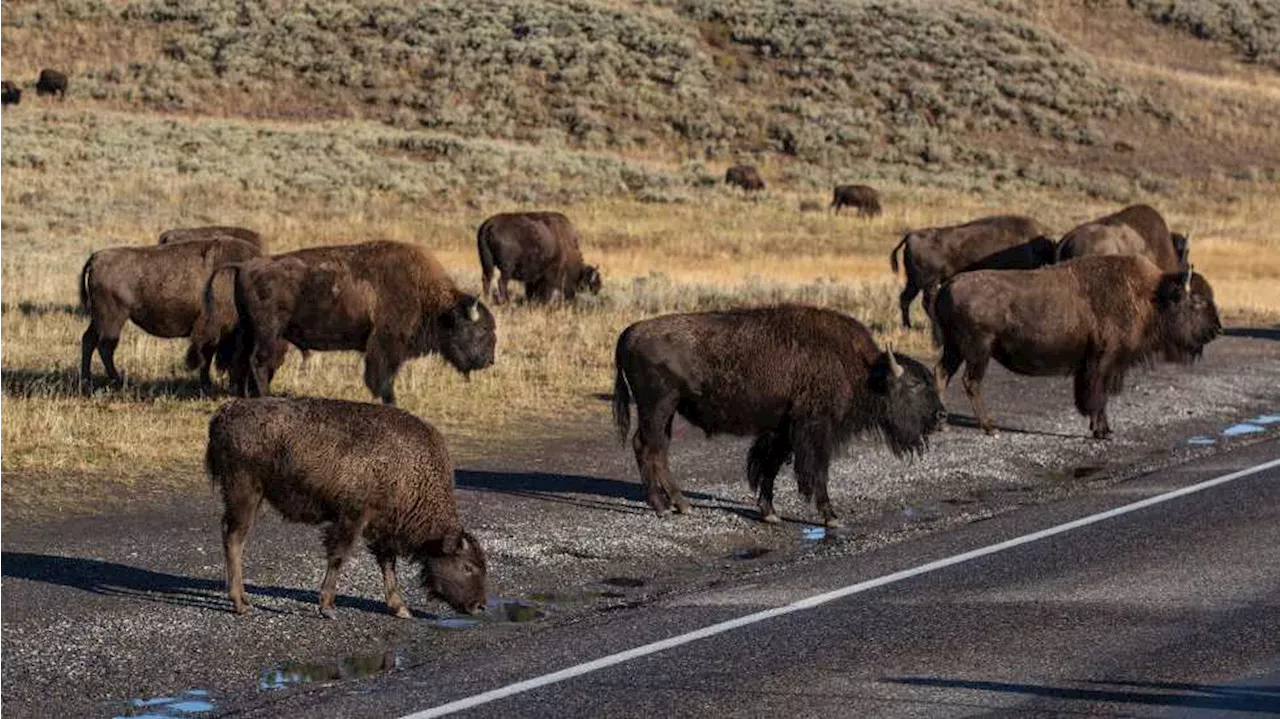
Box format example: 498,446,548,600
1,80,20,107
724,165,765,192
830,184,882,217
35,69,67,98
890,214,1056,329
160,226,265,251
207,397,489,618
613,305,944,526
933,256,1220,439
477,212,601,304
221,241,496,404
1055,204,1188,271
78,237,262,391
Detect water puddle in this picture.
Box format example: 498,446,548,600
491,598,547,623
1249,413,1280,425
729,546,772,561
260,651,402,690
1222,423,1266,437
801,526,826,542
1186,436,1217,446
117,689,214,717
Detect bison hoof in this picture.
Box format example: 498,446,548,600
319,606,338,620
232,602,252,615
981,425,999,437
760,512,781,525
824,517,845,528
654,507,672,519
391,605,412,619
673,499,692,515
1092,429,1112,440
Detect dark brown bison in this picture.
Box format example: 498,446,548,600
227,241,496,404
933,256,1220,439
477,212,601,304
1,80,20,107
1055,204,1187,272
159,225,265,251
613,305,945,526
78,238,262,391
207,397,488,618
725,165,765,192
831,184,882,217
35,69,67,98
890,214,1055,329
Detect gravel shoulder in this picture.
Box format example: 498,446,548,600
2,330,1278,717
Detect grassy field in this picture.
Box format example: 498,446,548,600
3,0,1279,517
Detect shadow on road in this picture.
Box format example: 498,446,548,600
0,552,391,616
1,367,211,400
943,413,1082,439
887,676,1280,712
1223,326,1280,341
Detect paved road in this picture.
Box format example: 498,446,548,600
237,439,1280,718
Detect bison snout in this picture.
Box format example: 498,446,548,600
465,601,486,616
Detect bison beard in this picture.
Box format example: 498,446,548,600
613,306,944,526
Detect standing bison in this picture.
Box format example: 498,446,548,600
35,69,67,98
724,165,765,192
890,215,1055,329
933,256,1220,439
1056,204,1188,271
831,184,882,218
227,240,496,404
207,397,489,618
159,225,265,252
1,80,20,107
477,212,601,304
78,238,262,391
613,305,944,526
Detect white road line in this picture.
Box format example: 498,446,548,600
402,456,1280,719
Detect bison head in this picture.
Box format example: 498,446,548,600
419,531,488,615
437,295,496,377
867,348,945,457
577,265,603,296
1155,267,1220,363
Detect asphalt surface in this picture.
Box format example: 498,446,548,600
231,438,1280,718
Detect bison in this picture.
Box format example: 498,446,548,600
35,69,67,98
159,225,265,252
1055,204,1187,272
477,212,601,304
933,256,1220,439
613,305,945,526
890,214,1055,329
78,238,262,391
225,240,496,404
724,165,765,192
831,184,882,218
1,80,20,107
207,397,489,618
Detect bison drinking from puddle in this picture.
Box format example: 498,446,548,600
933,256,1220,439
227,241,495,404
613,305,944,526
477,212,601,304
207,397,488,618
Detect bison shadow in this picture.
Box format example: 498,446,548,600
886,676,1280,712
943,412,1081,439
0,301,87,318
1222,326,1280,341
0,551,416,617
2,367,212,401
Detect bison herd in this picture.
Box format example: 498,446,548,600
2,68,68,107
68,199,1219,619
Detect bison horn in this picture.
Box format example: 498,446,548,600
887,344,904,378
467,300,480,323
1183,265,1194,293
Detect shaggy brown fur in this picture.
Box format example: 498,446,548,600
35,68,67,98
228,241,496,404
613,305,944,526
889,214,1055,329
830,184,882,218
477,212,601,304
78,238,262,391
724,165,765,192
1,80,20,107
1056,204,1185,272
206,397,488,618
933,256,1220,439
159,226,265,252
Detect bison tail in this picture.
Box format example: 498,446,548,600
889,233,909,274
928,283,947,348
612,334,633,445
78,254,93,314
190,264,240,372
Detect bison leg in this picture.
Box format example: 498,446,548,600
318,511,372,619
221,486,263,615
370,541,411,619
1075,354,1116,440
747,430,792,524
495,275,512,306
793,425,840,527
933,343,964,433
960,348,997,435
79,326,99,393
364,335,407,405
898,278,919,330
632,394,681,516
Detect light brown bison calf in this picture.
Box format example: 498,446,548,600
78,238,262,391
207,397,488,618
159,225,265,252
477,211,601,304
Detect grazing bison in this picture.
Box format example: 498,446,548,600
1055,204,1187,272
160,225,265,251
613,305,945,526
933,256,1220,439
890,214,1055,329
207,397,489,618
477,212,601,304
831,184,882,218
78,238,262,391
229,240,496,404
724,165,765,192
1,80,20,107
35,69,67,98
